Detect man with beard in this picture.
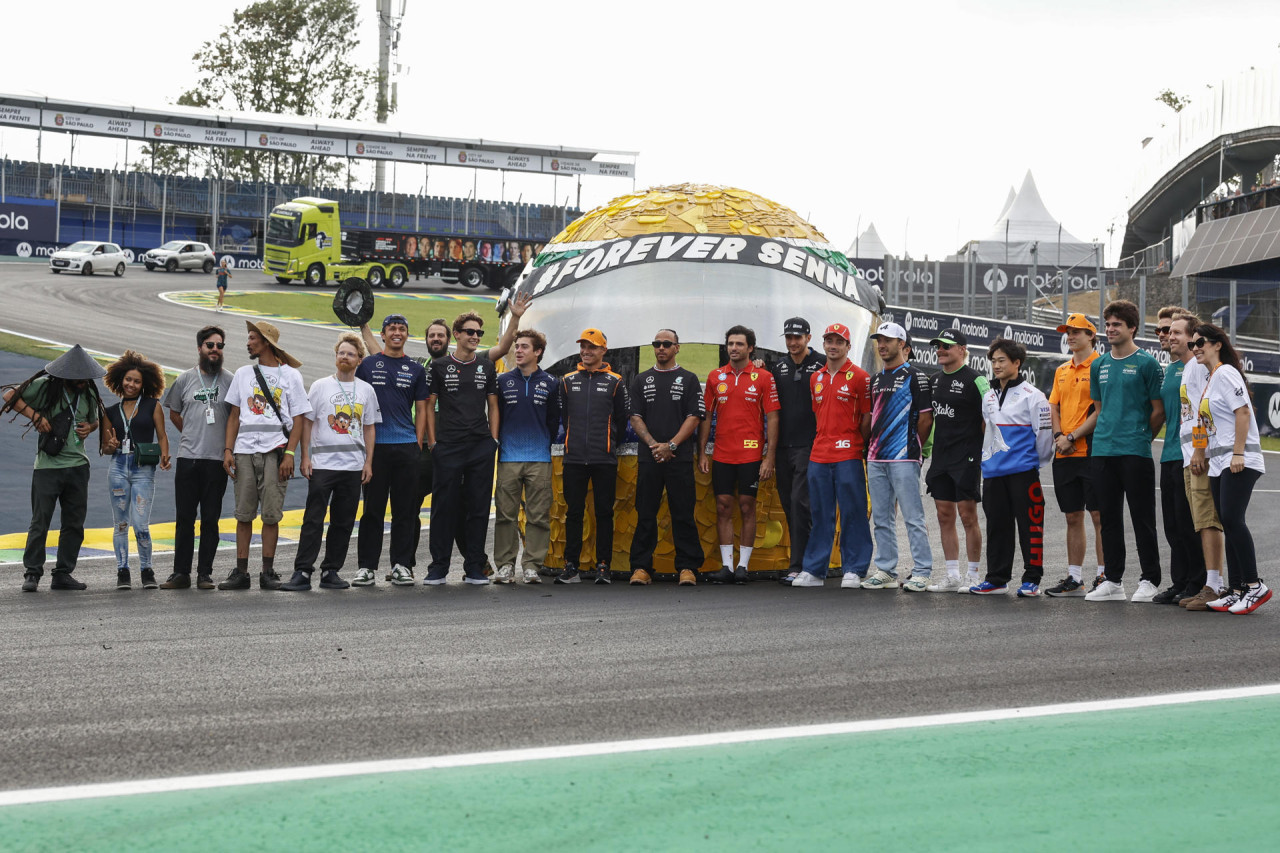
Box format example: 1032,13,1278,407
3,345,109,591
219,321,310,591
160,326,233,590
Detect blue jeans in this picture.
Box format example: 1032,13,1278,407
108,454,156,570
802,459,872,578
867,461,932,577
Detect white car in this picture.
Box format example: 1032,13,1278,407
49,241,128,276
144,240,217,273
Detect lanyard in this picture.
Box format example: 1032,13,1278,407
198,371,219,410
335,378,357,416
62,389,82,444
119,398,139,442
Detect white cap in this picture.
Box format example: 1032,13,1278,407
870,321,908,342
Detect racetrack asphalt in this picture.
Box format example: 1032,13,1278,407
2,263,1279,794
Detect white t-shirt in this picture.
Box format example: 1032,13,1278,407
306,375,382,471
1199,364,1265,476
1177,360,1209,465
227,363,312,454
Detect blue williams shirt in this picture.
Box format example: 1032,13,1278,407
355,353,428,445
497,367,560,462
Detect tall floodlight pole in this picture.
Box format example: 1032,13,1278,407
374,0,404,192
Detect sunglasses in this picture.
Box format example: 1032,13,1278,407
1157,326,1172,335
651,340,676,349
203,342,225,349
459,328,484,338
935,343,953,351
1191,337,1215,349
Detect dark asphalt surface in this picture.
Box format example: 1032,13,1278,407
2,262,1279,793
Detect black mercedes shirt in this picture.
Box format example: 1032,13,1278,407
770,348,826,448
428,354,498,444
629,366,704,464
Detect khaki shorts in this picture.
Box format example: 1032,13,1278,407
234,451,288,524
1183,467,1223,532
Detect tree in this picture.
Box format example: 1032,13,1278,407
1155,89,1191,112
134,0,382,186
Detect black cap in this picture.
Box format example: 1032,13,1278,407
929,329,967,347
782,317,810,336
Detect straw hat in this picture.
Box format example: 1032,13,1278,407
245,320,302,368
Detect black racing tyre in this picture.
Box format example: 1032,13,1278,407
459,264,485,289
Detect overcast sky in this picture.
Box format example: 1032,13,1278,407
2,0,1277,263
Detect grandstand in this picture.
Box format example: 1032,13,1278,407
0,158,581,252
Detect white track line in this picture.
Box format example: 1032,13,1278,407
3,683,1279,807
0,327,183,375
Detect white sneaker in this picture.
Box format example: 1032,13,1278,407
957,574,981,594
903,575,929,592
351,567,375,587
1131,579,1159,602
1228,582,1271,614
494,564,516,584
390,564,415,586
791,571,825,588
927,575,962,593
1085,580,1127,601
521,566,541,584
840,572,862,589
862,570,900,590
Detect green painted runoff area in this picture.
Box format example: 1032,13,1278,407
4,695,1279,851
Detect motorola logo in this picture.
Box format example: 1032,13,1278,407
16,242,32,257
983,268,1008,293
1268,392,1280,430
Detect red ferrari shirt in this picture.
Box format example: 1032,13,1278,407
810,359,871,463
703,363,780,463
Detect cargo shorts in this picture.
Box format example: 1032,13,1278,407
233,451,288,524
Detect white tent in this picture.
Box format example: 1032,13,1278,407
846,222,891,259
959,171,1099,267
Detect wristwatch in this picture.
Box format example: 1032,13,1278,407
668,441,678,453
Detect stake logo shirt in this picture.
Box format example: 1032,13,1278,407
810,359,871,463
928,365,989,468
702,363,780,464
868,362,931,462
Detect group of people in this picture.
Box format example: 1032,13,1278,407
1,296,1268,614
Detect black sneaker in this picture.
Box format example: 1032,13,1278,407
319,570,350,590
218,569,251,590
116,569,132,590
1152,586,1182,605
734,566,749,584
281,571,312,592
259,570,283,591
196,573,216,590
22,572,40,592
555,565,582,584
160,573,191,589
1045,577,1086,597
594,562,612,585
140,569,158,589
707,567,735,584
50,573,87,591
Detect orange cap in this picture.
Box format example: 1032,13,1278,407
577,328,607,347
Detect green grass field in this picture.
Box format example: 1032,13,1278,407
220,291,501,334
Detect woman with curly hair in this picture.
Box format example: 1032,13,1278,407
102,350,171,590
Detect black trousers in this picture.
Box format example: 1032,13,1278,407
173,457,229,574
357,442,420,571
428,438,496,577
24,464,90,574
1210,467,1262,589
1160,459,1205,592
630,460,703,571
563,462,617,568
982,469,1045,585
775,445,812,571
294,468,362,572
1093,455,1161,584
